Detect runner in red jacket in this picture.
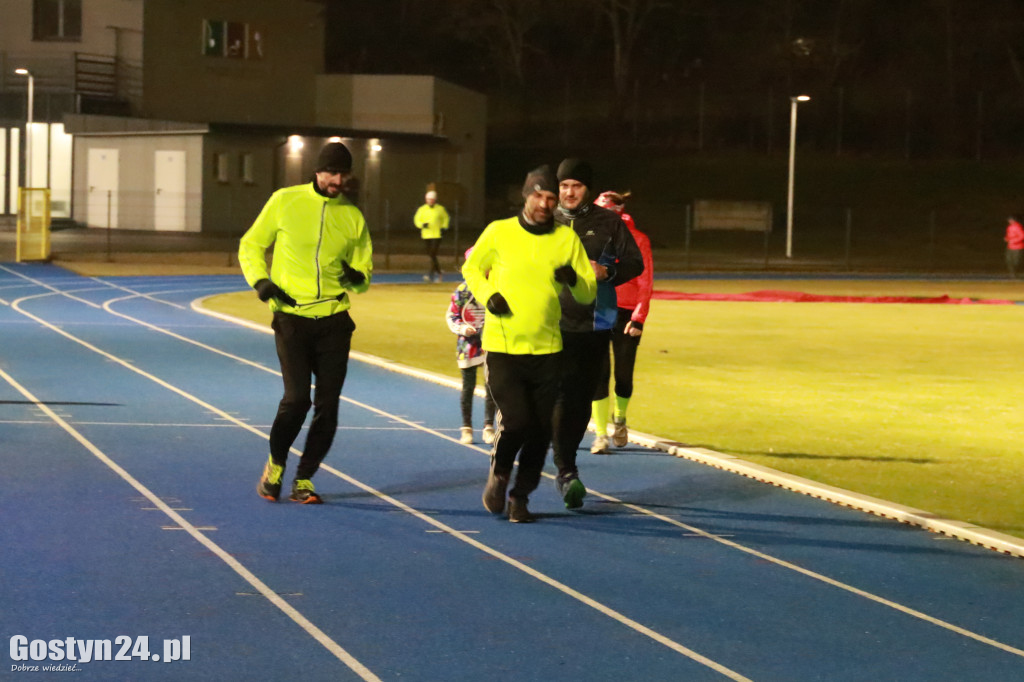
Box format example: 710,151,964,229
591,191,654,453
1005,215,1023,279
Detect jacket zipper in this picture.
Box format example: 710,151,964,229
315,202,326,300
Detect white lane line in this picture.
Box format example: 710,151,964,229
163,526,218,531
0,418,420,430
0,364,381,682
88,277,250,311
191,298,1024,661
593,494,1024,656
0,266,109,308
89,277,189,310
311,459,750,681
12,281,752,679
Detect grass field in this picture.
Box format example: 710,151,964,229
204,278,1024,539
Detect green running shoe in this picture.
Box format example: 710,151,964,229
556,473,586,510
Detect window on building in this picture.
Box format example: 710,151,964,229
214,153,229,183
240,153,255,184
202,20,263,59
33,0,82,41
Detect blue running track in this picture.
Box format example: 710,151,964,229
1,263,1023,681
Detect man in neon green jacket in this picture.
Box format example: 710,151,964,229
413,190,450,282
239,141,373,504
463,165,596,522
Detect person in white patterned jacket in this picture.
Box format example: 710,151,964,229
446,248,496,445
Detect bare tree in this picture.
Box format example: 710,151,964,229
597,0,665,121
450,0,547,90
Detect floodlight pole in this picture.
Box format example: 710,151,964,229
786,95,810,259
15,68,34,189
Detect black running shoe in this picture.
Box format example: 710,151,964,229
482,467,509,514
508,496,535,523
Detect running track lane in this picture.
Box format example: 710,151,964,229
1,264,1023,681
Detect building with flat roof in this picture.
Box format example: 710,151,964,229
1,0,486,238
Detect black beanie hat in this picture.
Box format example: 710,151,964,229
556,158,593,188
522,165,558,198
316,142,353,173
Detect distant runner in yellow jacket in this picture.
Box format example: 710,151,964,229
239,141,372,505
463,165,596,523
413,190,450,282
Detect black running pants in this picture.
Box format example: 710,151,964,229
268,310,354,480
552,329,611,475
485,352,561,499
594,308,641,401
424,238,442,277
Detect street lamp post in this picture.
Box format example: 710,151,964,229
786,94,810,259
14,68,34,189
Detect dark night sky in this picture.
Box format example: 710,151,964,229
322,0,1024,157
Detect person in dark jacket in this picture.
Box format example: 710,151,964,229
551,158,644,509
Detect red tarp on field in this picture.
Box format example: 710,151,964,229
651,289,1015,305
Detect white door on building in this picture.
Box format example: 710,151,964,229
154,150,186,231
7,128,19,216
0,129,7,214
87,148,119,228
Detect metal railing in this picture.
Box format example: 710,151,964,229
0,51,142,113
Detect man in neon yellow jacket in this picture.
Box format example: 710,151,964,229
463,165,596,522
239,141,372,504
413,190,449,282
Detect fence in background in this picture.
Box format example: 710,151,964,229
30,188,1015,276
639,202,1011,274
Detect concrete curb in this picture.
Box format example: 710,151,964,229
193,298,1024,560
621,433,1024,559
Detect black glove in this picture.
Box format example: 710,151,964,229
254,278,297,307
339,260,366,287
554,264,577,287
486,292,511,316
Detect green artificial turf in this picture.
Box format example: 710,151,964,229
205,279,1024,539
